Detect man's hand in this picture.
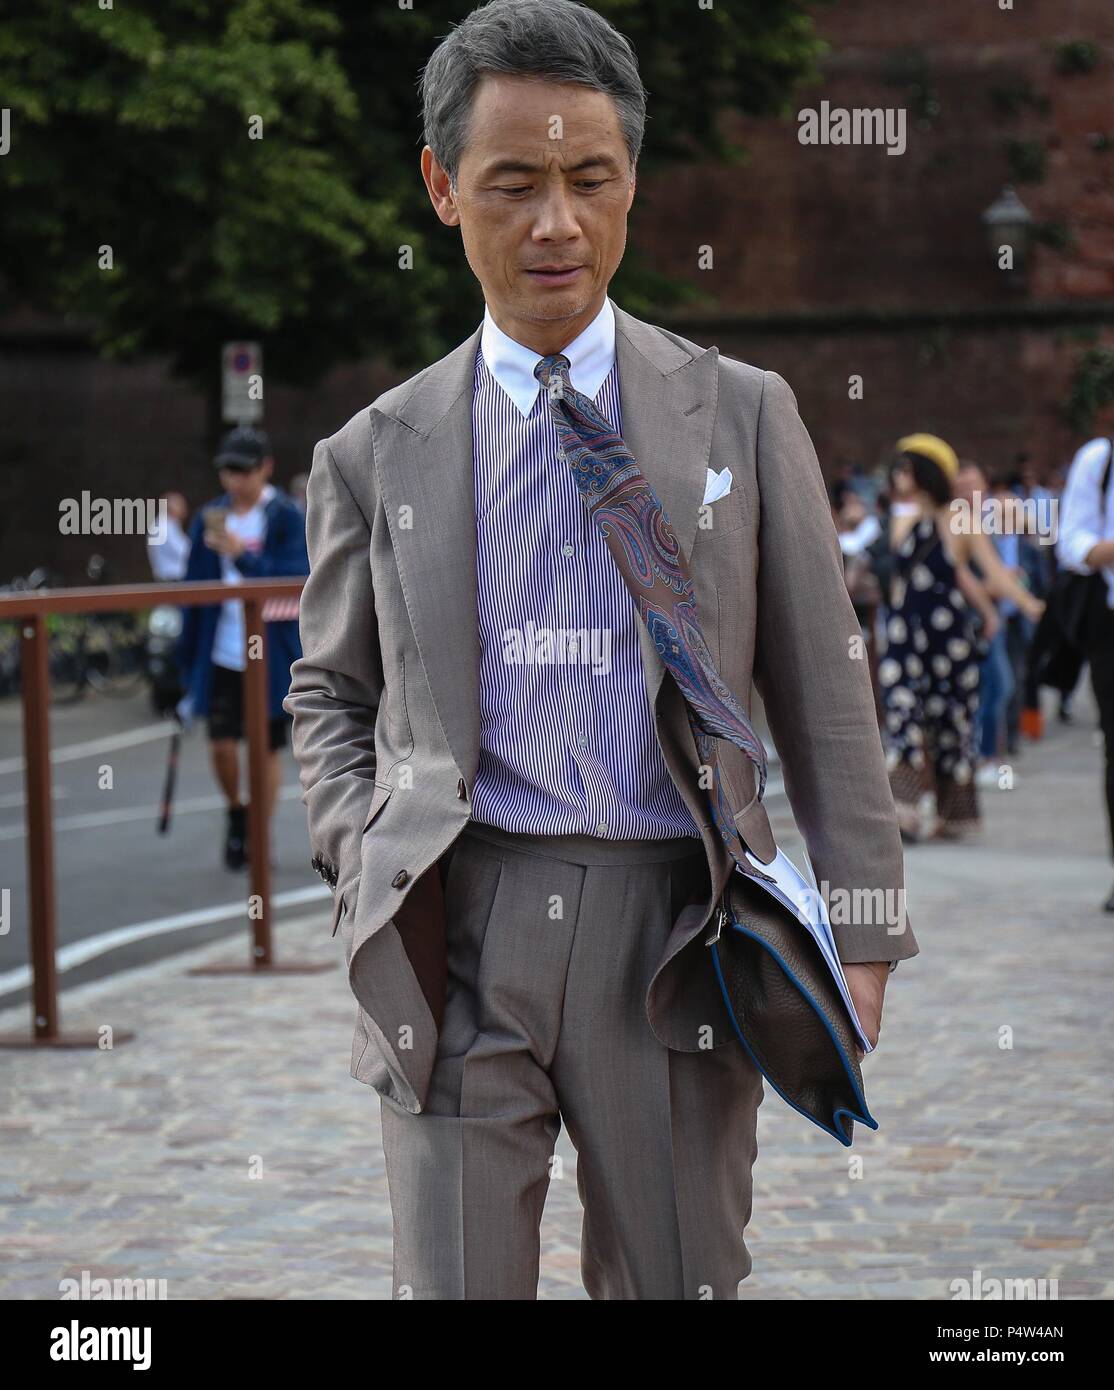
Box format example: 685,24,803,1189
209,529,245,559
843,960,889,1058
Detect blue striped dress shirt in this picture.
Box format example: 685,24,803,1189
470,295,701,841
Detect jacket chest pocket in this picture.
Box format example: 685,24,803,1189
699,488,748,540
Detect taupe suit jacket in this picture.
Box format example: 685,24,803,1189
283,301,919,1113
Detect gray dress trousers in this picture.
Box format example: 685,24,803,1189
379,820,765,1300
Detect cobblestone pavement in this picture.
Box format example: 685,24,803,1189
1,687,1111,1300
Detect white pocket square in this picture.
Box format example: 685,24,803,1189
703,467,733,506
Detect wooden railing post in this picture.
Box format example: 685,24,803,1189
243,599,272,967
0,576,324,1046
20,614,58,1039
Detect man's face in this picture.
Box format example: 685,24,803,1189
219,461,268,505
422,74,636,352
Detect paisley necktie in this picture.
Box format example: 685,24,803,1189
533,353,770,879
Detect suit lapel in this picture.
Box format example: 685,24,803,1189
371,326,483,788
371,300,719,785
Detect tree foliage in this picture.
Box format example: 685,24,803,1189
0,0,824,393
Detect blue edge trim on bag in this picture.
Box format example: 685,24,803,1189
711,921,878,1147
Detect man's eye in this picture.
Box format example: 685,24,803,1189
497,181,605,195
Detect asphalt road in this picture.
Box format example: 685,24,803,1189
0,688,329,1009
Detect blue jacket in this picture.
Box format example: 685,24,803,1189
176,487,309,719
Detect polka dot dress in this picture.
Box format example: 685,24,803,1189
880,517,980,832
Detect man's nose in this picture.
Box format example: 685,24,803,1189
532,184,583,241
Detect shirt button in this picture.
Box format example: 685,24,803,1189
391,870,410,888
561,542,574,557
596,823,608,836
577,733,589,749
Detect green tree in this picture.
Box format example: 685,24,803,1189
0,0,824,423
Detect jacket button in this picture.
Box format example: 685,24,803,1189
457,777,467,799
391,870,410,888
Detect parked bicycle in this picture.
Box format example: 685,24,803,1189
0,557,150,704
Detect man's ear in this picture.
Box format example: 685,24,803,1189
421,145,461,228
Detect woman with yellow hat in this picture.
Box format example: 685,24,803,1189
878,435,1043,841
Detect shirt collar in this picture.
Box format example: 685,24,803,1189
480,295,616,418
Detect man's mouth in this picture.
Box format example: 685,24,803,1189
525,265,585,285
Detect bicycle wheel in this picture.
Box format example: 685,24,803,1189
85,615,147,697
48,623,87,704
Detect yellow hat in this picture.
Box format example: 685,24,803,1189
896,433,959,481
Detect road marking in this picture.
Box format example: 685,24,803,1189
0,784,302,841
0,787,70,810
0,720,177,776
0,885,331,1000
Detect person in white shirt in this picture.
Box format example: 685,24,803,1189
1056,434,1114,910
176,428,309,870
146,492,192,581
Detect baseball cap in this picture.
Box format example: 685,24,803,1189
214,426,272,471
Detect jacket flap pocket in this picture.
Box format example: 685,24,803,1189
362,779,395,834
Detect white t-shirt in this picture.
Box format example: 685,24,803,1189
146,516,192,580
211,484,275,671
1057,437,1114,610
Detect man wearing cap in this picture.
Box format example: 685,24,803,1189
177,427,310,868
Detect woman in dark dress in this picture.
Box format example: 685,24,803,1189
880,439,981,841
879,435,1045,842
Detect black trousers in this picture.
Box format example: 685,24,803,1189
1086,588,1114,861
1004,613,1030,750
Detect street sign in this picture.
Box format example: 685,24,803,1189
221,341,263,424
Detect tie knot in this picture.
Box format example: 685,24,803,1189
533,353,571,398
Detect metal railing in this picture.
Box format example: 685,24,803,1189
0,577,313,1051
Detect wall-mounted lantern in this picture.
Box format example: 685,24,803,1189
981,184,1034,288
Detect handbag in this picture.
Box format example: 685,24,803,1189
1026,602,1086,698
706,853,878,1146
1027,440,1112,696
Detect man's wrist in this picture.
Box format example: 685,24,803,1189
856,959,895,983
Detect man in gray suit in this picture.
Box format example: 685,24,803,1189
284,0,918,1300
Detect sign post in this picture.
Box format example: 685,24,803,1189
221,341,263,425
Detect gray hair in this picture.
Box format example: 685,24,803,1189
419,0,647,189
